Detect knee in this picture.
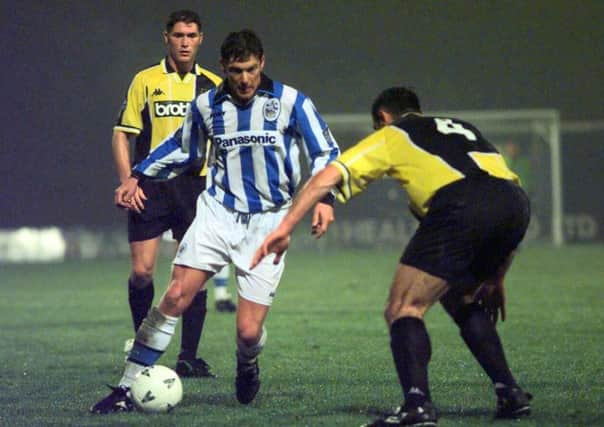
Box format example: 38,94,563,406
237,320,263,346
162,279,186,309
446,301,483,328
384,300,425,326
456,303,491,339
130,268,153,288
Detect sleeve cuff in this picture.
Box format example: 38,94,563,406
319,191,335,206
130,170,146,182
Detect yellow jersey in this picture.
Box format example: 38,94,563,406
114,57,221,173
332,114,519,218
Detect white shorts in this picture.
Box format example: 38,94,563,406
174,192,288,306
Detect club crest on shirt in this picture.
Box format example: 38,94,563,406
263,98,281,121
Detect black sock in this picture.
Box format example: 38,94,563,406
128,279,154,331
390,317,432,407
457,303,518,388
178,289,208,361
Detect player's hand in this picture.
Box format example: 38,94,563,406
250,229,290,269
114,177,147,213
476,279,506,324
311,202,335,238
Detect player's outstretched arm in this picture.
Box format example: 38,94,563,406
251,164,342,268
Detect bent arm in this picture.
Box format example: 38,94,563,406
280,164,343,234
134,102,207,179
250,164,342,268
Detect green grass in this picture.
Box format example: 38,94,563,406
1,244,603,426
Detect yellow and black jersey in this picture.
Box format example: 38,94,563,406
114,57,221,171
332,113,519,218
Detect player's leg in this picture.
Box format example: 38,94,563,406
128,238,161,331
376,264,446,426
122,237,160,357
214,264,237,312
442,256,520,387
365,264,445,426
441,255,531,419
234,298,269,404
170,176,217,377
176,284,215,377
447,177,532,419
440,290,531,419
230,207,285,404
90,264,211,414
173,231,214,378
92,189,224,414
125,181,171,353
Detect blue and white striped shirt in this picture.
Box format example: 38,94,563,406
134,74,340,213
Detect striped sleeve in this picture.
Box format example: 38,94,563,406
294,95,340,176
133,100,208,179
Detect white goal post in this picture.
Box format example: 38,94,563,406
323,109,563,246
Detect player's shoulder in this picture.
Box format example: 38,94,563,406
133,61,163,78
282,80,305,98
397,113,432,126
390,114,435,133
254,75,299,101
274,80,314,110
130,61,164,84
195,65,222,86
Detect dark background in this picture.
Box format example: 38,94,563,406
2,0,603,228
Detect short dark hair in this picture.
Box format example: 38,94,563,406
166,10,202,33
220,29,264,62
371,87,421,123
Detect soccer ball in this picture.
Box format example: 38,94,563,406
130,365,183,413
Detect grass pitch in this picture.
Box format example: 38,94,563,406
1,244,603,426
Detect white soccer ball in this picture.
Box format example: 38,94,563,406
130,365,183,413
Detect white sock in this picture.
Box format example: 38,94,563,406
214,285,229,301
118,307,178,388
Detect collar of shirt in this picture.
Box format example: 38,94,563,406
160,57,202,76
213,73,275,105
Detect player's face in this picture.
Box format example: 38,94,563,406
222,54,265,104
164,22,203,69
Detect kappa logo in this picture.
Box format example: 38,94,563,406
408,387,425,396
263,98,280,121
151,88,165,96
154,101,188,117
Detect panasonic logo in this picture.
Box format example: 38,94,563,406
214,133,278,148
154,101,188,117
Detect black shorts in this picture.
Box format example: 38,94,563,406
128,174,205,243
401,175,530,289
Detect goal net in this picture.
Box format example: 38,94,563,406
308,110,562,249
